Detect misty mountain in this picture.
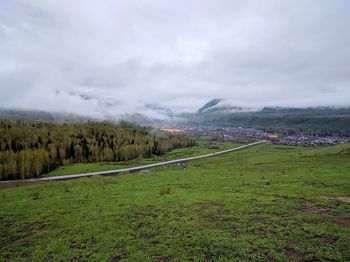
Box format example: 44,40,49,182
1,99,350,134
0,108,95,123
0,106,175,128
198,99,222,113
197,99,254,114
172,100,350,134
260,106,350,115
196,99,350,116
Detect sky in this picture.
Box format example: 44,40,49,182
0,0,350,119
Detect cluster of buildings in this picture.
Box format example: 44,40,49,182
271,134,349,146
162,127,350,146
162,127,269,143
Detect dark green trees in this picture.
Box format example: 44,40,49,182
0,120,195,179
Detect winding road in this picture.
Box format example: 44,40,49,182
0,140,266,184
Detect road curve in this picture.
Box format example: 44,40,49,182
0,140,266,184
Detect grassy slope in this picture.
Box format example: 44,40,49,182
0,143,349,261
43,142,236,177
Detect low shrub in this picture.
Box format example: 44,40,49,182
31,188,41,200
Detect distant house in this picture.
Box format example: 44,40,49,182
160,128,184,134
269,134,278,139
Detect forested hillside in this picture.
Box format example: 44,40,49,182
0,120,195,180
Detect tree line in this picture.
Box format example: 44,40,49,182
0,120,195,180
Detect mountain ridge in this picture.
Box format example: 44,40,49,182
1,101,350,133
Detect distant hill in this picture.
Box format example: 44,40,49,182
0,108,175,129
198,99,222,113
2,101,350,135
197,99,252,114
260,106,350,115
0,108,95,123
176,100,350,135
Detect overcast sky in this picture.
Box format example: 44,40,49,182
0,0,349,118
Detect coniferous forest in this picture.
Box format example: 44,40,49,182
0,120,195,180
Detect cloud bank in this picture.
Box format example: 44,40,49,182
1,0,350,118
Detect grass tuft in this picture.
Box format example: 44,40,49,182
30,188,41,200
160,187,171,196
64,185,70,193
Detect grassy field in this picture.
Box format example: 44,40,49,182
42,142,235,177
0,143,349,261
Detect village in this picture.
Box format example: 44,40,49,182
161,127,350,146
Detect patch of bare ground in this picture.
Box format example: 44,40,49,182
284,247,307,259
193,201,238,230
193,200,233,222
298,198,350,229
298,198,335,215
154,254,172,262
204,253,214,261
301,208,329,215
111,254,127,262
249,215,267,223
131,205,161,219
0,220,52,248
320,234,337,245
194,200,223,209
310,213,350,229
323,196,350,203
332,218,350,229
69,236,97,250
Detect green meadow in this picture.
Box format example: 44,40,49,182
42,142,235,177
0,143,349,261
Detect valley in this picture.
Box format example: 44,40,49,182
1,1,350,261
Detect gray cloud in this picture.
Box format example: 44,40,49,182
0,0,350,118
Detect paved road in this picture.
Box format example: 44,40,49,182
0,140,266,184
